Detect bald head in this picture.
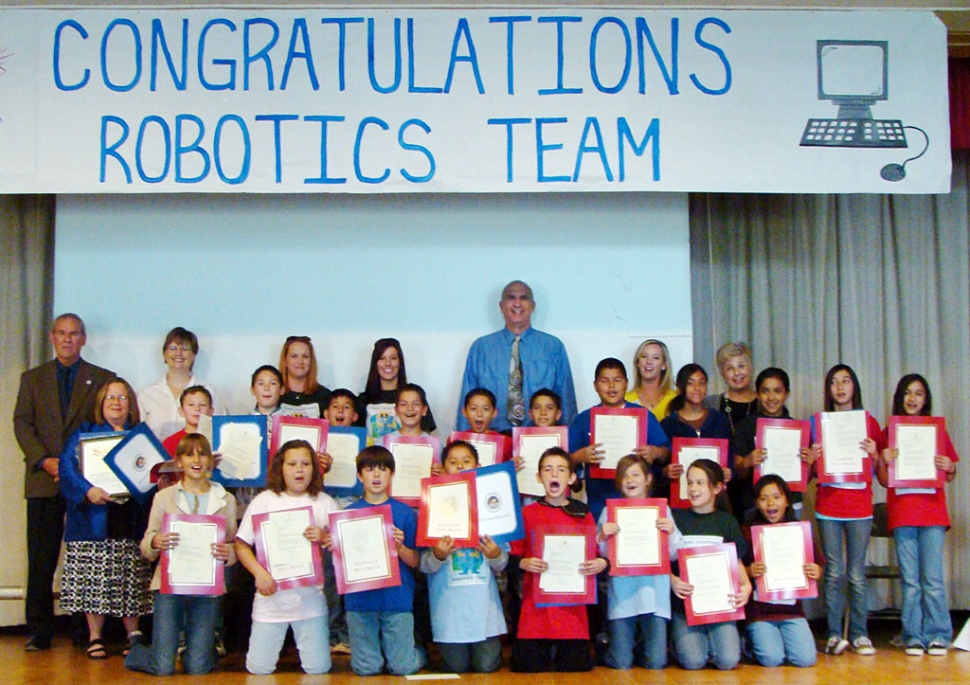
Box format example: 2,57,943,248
499,281,535,335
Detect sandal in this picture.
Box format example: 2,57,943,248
86,639,108,660
123,631,145,656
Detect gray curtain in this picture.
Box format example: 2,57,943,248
690,151,970,608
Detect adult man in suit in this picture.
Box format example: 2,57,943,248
13,313,114,651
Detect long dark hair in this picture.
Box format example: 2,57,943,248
668,363,708,414
365,338,408,396
823,364,863,411
891,374,932,416
747,474,795,525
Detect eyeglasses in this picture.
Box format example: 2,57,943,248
166,344,193,352
105,395,129,401
286,335,312,344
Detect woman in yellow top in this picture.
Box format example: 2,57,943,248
623,339,678,421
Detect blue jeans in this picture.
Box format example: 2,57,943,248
437,637,502,673
606,613,668,669
894,525,952,647
246,617,330,675
347,611,425,676
817,517,871,641
124,592,219,676
670,613,740,670
744,618,817,667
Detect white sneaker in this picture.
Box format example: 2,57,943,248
927,642,948,656
904,644,924,656
852,637,876,656
825,636,849,655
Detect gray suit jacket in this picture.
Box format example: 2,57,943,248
13,358,114,499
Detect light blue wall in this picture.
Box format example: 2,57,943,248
54,192,691,432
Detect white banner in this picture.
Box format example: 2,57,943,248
0,8,950,193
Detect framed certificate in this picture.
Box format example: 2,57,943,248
269,416,329,464
449,431,507,467
750,521,817,601
888,416,946,488
103,423,169,504
383,434,440,506
160,513,226,595
253,506,324,590
533,524,597,607
325,426,367,494
329,505,401,594
606,498,669,576
671,438,729,509
512,426,568,498
815,410,870,484
211,415,268,488
475,461,525,544
589,406,647,478
755,418,810,492
679,543,744,626
79,431,129,499
416,472,479,548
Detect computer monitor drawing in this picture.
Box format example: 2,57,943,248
817,39,888,120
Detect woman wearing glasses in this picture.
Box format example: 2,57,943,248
278,335,332,418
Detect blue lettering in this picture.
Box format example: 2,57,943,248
618,117,660,182
636,17,679,95
691,18,731,95
53,20,89,91
100,115,131,183
213,115,251,185
244,18,279,91
135,115,171,183
407,18,442,94
321,18,364,91
198,19,237,91
354,116,390,184
590,18,631,95
281,18,319,90
368,18,401,94
573,117,613,181
487,117,531,182
151,18,188,91
101,19,142,92
255,114,299,183
175,114,210,183
537,16,582,95
398,118,435,183
443,18,484,94
303,115,347,184
535,117,570,182
488,16,531,95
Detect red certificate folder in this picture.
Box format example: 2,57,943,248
160,513,226,596
888,416,946,488
755,418,810,492
252,505,324,591
815,410,871,484
268,415,329,466
750,521,817,601
448,431,508,466
532,524,598,607
606,498,669,576
512,426,569,499
416,471,479,548
329,505,401,595
678,543,744,626
670,438,729,509
383,434,441,506
589,406,647,479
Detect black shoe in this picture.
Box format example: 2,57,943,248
25,636,51,652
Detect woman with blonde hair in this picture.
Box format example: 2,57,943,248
703,342,758,436
624,339,677,420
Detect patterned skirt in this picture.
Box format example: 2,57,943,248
60,539,153,616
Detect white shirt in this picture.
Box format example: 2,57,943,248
138,374,226,440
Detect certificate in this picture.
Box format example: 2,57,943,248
475,461,525,544
512,427,568,498
253,506,324,590
211,415,267,487
449,431,507,467
589,407,646,478
416,472,478,548
671,438,729,509
606,498,669,576
79,432,129,499
160,513,226,595
679,543,744,625
269,415,328,463
329,505,401,594
103,423,169,503
816,410,869,484
325,426,366,492
888,416,946,488
533,524,597,606
383,434,440,505
751,521,817,601
755,418,810,492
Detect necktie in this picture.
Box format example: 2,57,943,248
508,335,525,427
58,364,75,419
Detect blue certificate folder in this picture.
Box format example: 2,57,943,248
325,425,365,497
475,461,524,545
211,415,268,488
103,424,168,504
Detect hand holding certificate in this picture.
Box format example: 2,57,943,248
605,498,669,575
329,505,401,594
678,543,745,625
416,472,478,548
750,521,817,601
160,513,227,595
211,415,268,487
79,432,129,500
671,438,728,508
887,416,946,488
383,434,440,505
532,524,598,606
589,407,646,477
816,410,871,484
755,419,810,492
253,506,324,590
512,427,568,498
325,426,366,492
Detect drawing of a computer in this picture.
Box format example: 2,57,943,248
800,40,908,149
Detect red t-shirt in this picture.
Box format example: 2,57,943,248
162,429,188,457
814,413,883,520
884,426,958,530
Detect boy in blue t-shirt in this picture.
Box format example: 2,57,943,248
344,446,425,676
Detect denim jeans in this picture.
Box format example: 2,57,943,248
347,611,425,676
894,525,952,647
246,617,330,675
744,618,817,667
605,613,668,669
670,613,740,670
124,592,219,676
817,517,871,641
437,636,502,673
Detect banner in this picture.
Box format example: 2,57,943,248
0,9,950,193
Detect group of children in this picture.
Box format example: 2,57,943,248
122,355,958,676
